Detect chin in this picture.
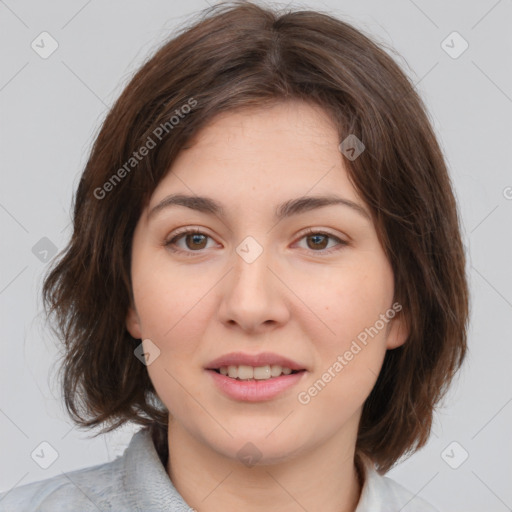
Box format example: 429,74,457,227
209,431,305,467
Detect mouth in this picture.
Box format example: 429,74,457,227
207,365,306,381
205,351,307,374
204,352,308,400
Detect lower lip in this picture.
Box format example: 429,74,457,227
206,369,307,402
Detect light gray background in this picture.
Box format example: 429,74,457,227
1,0,511,510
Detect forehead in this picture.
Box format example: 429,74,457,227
183,100,339,155
149,100,364,210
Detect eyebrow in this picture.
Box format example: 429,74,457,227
147,193,371,222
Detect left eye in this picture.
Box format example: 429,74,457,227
164,229,347,256
296,231,346,252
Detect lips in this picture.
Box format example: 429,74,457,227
205,351,307,371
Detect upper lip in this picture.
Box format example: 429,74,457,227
205,352,307,371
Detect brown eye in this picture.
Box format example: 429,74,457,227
165,229,214,256
296,230,348,255
306,233,329,250
183,233,208,250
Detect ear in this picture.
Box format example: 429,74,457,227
126,305,142,339
385,309,409,350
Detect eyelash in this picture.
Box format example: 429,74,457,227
163,227,348,258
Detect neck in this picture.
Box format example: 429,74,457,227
165,419,364,512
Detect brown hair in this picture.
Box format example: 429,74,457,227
43,0,469,474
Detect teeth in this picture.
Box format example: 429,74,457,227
218,364,295,380
254,365,271,379
233,365,250,380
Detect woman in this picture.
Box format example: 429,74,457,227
0,1,468,511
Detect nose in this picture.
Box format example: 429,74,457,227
217,240,290,334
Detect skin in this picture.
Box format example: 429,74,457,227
126,100,408,512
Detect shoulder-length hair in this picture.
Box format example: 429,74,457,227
43,0,468,474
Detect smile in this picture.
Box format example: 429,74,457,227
215,364,300,380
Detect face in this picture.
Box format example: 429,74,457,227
126,100,408,465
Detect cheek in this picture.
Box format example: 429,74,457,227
131,245,203,338
325,263,394,398
311,258,394,349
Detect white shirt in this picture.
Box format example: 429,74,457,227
0,426,439,511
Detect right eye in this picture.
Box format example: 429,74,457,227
164,228,217,256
